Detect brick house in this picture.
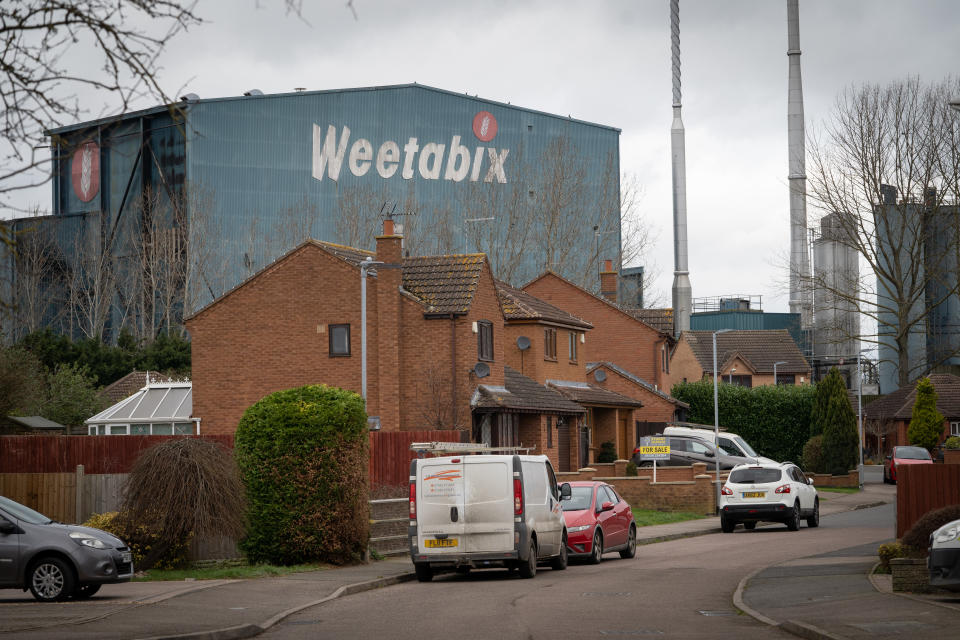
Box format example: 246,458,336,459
586,361,689,432
187,221,590,455
664,330,811,390
862,374,960,456
522,267,673,390
497,280,645,464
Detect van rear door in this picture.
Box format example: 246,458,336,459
461,457,514,553
417,458,466,555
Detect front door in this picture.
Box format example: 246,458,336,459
558,417,571,472
579,423,590,468
618,415,629,460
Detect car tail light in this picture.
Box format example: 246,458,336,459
409,482,417,520
775,484,791,494
721,486,733,496
514,478,523,515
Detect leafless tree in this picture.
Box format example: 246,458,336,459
66,225,116,340
805,77,960,388
4,216,68,339
415,363,466,430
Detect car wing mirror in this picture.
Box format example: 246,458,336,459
807,477,815,485
705,451,715,457
0,519,17,534
600,501,614,512
559,483,572,499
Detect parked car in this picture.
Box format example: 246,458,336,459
719,462,819,532
663,425,776,464
560,481,636,563
883,446,933,484
632,434,755,470
409,450,571,581
0,496,134,602
929,518,960,591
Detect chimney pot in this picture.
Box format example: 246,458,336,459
383,218,394,236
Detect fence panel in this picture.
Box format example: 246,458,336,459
369,430,465,489
897,464,960,537
0,472,77,523
0,435,234,474
80,472,128,522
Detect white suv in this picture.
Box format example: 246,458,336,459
719,462,819,532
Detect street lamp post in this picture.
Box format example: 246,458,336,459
773,361,787,386
360,257,384,403
713,328,732,513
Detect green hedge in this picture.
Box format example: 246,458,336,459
671,380,816,464
235,384,369,565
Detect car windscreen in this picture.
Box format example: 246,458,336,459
0,496,52,524
560,486,594,511
896,446,932,460
729,468,782,484
732,436,759,458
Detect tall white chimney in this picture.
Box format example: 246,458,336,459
670,0,692,337
787,0,812,327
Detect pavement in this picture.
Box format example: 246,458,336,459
1,482,956,640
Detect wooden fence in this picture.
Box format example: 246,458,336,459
368,430,465,489
0,435,234,473
896,464,960,537
0,466,126,524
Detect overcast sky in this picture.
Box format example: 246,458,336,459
9,0,960,312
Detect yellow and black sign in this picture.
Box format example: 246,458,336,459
638,436,670,461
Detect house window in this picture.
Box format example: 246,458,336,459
547,416,553,448
661,345,669,372
544,328,557,360
329,324,351,356
477,320,494,361
775,374,795,386
131,424,150,435
174,422,194,435
568,332,577,362
730,375,753,388
109,425,129,435
151,423,173,435
952,421,960,437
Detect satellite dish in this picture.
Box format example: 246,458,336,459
244,89,264,96
180,93,199,102
594,369,607,382
473,362,490,378
517,336,531,351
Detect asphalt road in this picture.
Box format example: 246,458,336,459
262,505,894,640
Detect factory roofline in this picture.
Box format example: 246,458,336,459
46,82,621,137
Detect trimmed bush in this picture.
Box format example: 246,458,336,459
944,436,960,450
236,384,369,565
671,379,816,463
802,435,825,474
597,441,617,463
901,505,960,556
908,377,945,452
625,461,638,477
877,541,910,572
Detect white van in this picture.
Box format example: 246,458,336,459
663,425,777,464
408,446,571,581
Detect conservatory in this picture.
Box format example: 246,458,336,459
85,381,199,435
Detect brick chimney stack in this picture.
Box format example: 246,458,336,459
600,259,618,303
375,218,402,430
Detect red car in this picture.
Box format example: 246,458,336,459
560,481,636,563
884,446,933,483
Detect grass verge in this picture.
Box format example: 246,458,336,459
632,508,708,527
134,562,330,581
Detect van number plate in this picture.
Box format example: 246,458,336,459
742,492,765,499
424,538,457,548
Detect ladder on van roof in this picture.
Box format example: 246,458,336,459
410,441,534,456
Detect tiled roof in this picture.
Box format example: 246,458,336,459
99,371,173,404
682,330,809,374
496,281,592,329
863,374,960,420
627,308,674,334
401,254,488,314
586,362,689,408
547,379,644,408
473,367,585,414
314,240,375,267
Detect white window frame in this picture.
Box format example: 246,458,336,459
951,421,960,437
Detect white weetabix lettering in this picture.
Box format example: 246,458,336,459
376,141,400,178
484,148,509,184
418,143,445,180
470,146,485,182
312,124,350,181
401,138,420,180
348,138,373,176
444,135,470,182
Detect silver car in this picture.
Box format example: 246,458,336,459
0,496,134,601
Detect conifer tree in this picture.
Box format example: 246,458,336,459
908,377,944,452
819,369,860,475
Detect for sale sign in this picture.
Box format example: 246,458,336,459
637,436,670,461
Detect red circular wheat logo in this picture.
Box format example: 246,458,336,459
472,111,498,142
71,141,100,202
